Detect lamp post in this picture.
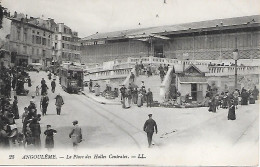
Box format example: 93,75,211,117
233,48,239,90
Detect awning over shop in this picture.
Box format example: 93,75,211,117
179,76,208,83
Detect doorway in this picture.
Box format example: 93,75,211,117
191,83,197,101
154,45,164,58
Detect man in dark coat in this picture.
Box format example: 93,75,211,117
69,120,82,148
41,83,48,95
40,94,49,116
28,100,37,115
143,114,158,148
41,78,46,85
55,94,64,115
241,89,249,105
51,79,56,93
146,88,153,107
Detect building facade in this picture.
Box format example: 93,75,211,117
8,12,56,68
80,15,260,64
52,23,81,64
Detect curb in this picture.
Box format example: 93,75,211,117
81,91,121,105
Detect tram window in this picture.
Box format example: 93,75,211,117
68,70,80,79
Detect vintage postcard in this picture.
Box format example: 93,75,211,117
0,0,259,166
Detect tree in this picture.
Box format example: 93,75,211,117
0,4,8,29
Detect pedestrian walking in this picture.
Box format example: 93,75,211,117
241,88,249,105
143,114,158,148
132,88,138,104
127,88,132,107
35,86,40,96
29,118,41,149
27,76,32,87
146,88,153,107
28,100,37,116
44,125,57,151
48,72,52,80
208,96,216,113
233,89,239,109
228,100,236,120
135,62,139,77
41,83,48,95
89,79,93,92
159,70,165,83
41,78,46,85
130,72,135,83
51,79,56,93
69,120,82,148
40,93,49,116
137,90,143,107
55,94,64,115
120,85,127,108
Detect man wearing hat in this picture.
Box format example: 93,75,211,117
69,120,82,148
40,93,49,116
143,114,158,148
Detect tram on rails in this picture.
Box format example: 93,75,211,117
59,63,84,93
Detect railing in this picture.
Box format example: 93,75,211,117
122,68,136,86
206,66,260,76
84,67,132,82
160,67,173,102
84,56,260,82
127,56,209,66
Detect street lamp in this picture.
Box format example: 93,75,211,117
233,48,239,90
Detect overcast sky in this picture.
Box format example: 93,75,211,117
1,0,260,38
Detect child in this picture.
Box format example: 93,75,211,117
44,125,57,151
36,86,40,96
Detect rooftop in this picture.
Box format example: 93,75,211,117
81,15,260,41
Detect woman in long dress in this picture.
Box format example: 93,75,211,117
44,125,57,150
228,100,236,120
137,91,143,107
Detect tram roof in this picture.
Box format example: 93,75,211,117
61,64,84,71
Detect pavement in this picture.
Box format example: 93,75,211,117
4,71,259,166
81,88,121,105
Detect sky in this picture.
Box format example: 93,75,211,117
1,0,260,38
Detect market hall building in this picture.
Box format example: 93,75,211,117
80,15,260,64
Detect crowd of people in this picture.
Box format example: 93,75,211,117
0,65,67,149
205,85,259,120
134,61,169,81
119,82,154,109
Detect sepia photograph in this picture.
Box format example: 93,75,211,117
0,0,259,166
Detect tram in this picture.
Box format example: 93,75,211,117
59,63,84,93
